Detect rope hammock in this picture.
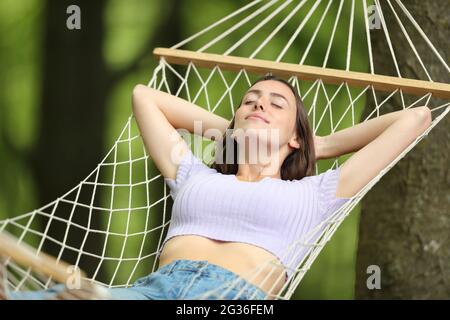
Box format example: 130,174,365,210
0,0,449,300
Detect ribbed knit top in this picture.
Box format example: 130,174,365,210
160,148,352,281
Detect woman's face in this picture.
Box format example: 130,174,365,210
233,80,299,154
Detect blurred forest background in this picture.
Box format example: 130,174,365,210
0,0,447,299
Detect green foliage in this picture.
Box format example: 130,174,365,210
0,0,42,220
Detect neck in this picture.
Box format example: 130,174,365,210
235,144,290,181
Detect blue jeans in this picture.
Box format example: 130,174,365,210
7,259,267,300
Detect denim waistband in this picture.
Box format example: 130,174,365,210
157,259,267,297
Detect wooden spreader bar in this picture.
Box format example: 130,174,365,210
154,47,450,99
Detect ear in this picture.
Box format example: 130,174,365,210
288,135,300,149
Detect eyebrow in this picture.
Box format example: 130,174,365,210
245,89,289,105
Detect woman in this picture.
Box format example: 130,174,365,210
3,74,432,300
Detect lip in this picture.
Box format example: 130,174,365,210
246,113,269,123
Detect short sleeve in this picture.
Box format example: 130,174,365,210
316,166,352,220
164,148,214,200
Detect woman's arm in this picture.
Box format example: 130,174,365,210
315,107,429,160
132,84,230,181
134,85,230,139
318,106,432,198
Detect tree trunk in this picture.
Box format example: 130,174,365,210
30,0,108,276
355,0,450,299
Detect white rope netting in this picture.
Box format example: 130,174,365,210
0,0,448,300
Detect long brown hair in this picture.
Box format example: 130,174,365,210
209,74,316,180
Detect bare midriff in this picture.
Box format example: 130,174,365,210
157,235,287,300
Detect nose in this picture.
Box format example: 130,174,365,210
254,98,265,111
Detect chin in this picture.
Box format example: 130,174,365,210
233,129,280,149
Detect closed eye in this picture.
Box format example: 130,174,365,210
272,103,282,109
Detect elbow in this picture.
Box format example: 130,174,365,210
412,106,432,130
403,106,432,137
132,84,155,112
132,84,148,97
